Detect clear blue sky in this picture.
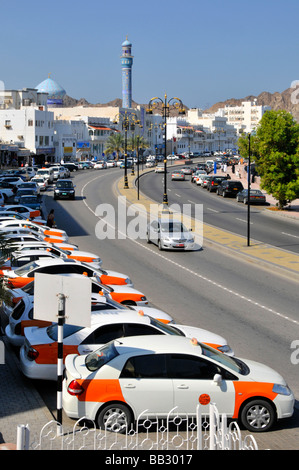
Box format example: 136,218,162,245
1,0,298,109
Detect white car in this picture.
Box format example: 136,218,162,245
147,219,196,251
155,165,165,173
31,177,48,191
4,279,172,343
50,166,67,180
94,161,107,169
0,219,68,242
2,257,133,289
62,335,294,433
19,310,232,381
106,161,117,168
0,204,42,220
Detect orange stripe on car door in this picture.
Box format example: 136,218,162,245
100,275,125,285
76,379,125,403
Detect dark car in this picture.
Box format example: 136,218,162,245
236,189,266,204
63,163,79,172
53,179,76,200
216,180,244,197
206,176,228,192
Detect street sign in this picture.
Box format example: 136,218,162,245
33,273,91,327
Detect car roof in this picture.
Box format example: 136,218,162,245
89,310,153,326
112,335,204,356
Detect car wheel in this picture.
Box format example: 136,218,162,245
240,399,276,433
158,239,163,251
146,232,151,244
243,198,248,204
97,403,132,433
222,191,226,197
236,196,240,202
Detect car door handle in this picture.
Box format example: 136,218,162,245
177,384,189,389
124,384,136,389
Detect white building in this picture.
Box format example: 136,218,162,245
0,87,55,165
166,109,238,155
219,100,271,134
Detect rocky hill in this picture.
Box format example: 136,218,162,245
204,87,299,121
62,86,299,121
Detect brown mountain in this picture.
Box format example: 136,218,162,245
62,86,299,121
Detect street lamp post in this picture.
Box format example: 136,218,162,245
247,133,251,246
146,94,185,207
113,111,141,189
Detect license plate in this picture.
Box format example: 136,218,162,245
175,243,184,247
62,192,67,195
233,187,238,190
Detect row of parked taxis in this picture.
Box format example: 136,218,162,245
0,203,294,434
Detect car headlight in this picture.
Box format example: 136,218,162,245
125,277,132,285
272,384,292,396
140,296,147,301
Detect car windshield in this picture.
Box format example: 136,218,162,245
46,324,83,341
160,222,187,233
149,317,185,336
56,181,73,188
14,261,39,276
20,196,37,202
85,341,119,371
201,343,249,375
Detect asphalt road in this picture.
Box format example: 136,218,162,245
38,168,299,448
140,169,299,254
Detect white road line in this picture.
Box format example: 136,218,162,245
236,217,253,224
175,193,181,197
282,232,299,239
207,207,219,213
81,177,299,327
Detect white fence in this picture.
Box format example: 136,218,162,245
16,404,258,451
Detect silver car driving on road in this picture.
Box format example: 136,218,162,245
147,219,195,251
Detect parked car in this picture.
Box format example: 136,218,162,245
171,170,185,181
216,180,244,197
35,168,54,184
147,219,195,251
0,204,42,220
53,179,76,200
236,189,267,205
19,310,233,381
1,258,133,289
94,161,107,169
201,175,214,188
50,166,67,180
31,177,48,191
63,163,79,172
0,181,16,200
206,176,228,192
18,195,42,211
62,335,294,433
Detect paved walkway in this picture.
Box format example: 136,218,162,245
0,160,298,450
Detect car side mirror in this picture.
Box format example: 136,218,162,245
213,374,222,386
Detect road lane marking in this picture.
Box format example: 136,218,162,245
282,232,299,239
236,217,253,224
81,177,299,327
207,208,219,213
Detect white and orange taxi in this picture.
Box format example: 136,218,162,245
0,219,68,243
20,311,231,381
62,335,294,433
1,258,133,289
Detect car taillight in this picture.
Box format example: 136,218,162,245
27,347,39,361
67,380,84,396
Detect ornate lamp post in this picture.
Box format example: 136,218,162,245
113,111,141,189
146,94,185,207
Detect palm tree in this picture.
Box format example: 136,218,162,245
127,135,149,160
105,132,124,161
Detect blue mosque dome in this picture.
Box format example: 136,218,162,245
122,38,132,47
36,75,66,105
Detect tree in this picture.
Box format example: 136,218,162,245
127,135,149,158
105,132,124,161
256,110,299,209
237,133,260,160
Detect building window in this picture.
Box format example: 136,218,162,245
45,136,49,146
28,120,33,126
